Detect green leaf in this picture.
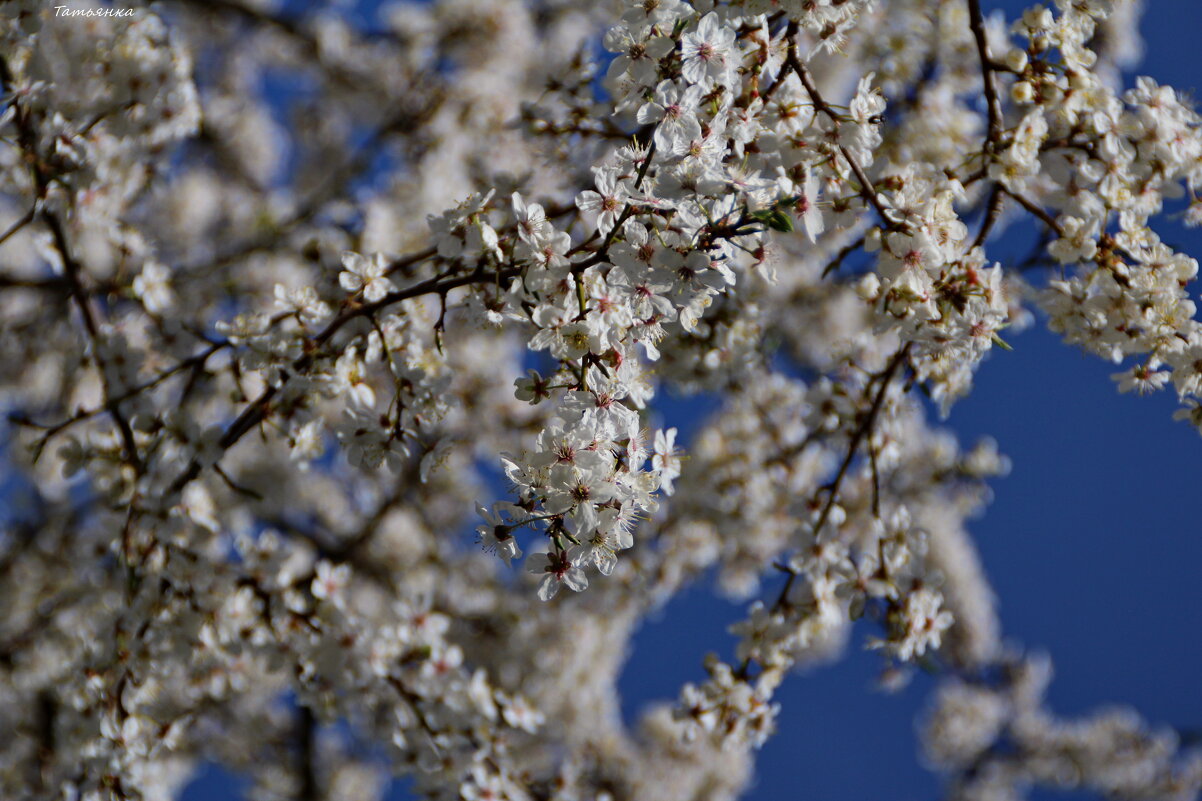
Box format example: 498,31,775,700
751,208,794,233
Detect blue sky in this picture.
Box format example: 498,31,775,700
176,1,1202,799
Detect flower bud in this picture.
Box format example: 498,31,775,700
856,273,881,300
1022,6,1054,30
1005,49,1029,73
1011,81,1035,104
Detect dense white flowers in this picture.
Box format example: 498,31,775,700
0,0,1198,799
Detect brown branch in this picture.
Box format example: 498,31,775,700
736,343,912,680
384,246,438,277
33,691,55,795
782,34,895,228
812,343,911,539
971,184,1006,250
0,205,34,249
16,340,228,457
0,54,145,473
1000,187,1064,237
964,0,1012,260
297,705,320,801
183,102,439,274
43,212,144,473
967,0,1004,149
0,274,71,292
822,234,867,277
165,262,520,495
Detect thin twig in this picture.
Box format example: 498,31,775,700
822,234,867,277
43,212,144,473
1001,187,1064,236
16,340,228,458
0,205,34,249
971,184,1006,250
812,343,912,538
783,35,894,228
967,0,1005,149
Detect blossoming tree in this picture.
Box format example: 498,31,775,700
0,0,1199,798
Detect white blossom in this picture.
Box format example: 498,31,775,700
0,1,1197,800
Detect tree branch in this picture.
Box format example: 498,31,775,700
297,705,319,801
967,0,1005,149
1000,187,1064,237
971,183,1006,250
782,36,895,228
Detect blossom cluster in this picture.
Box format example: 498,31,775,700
0,0,1199,799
